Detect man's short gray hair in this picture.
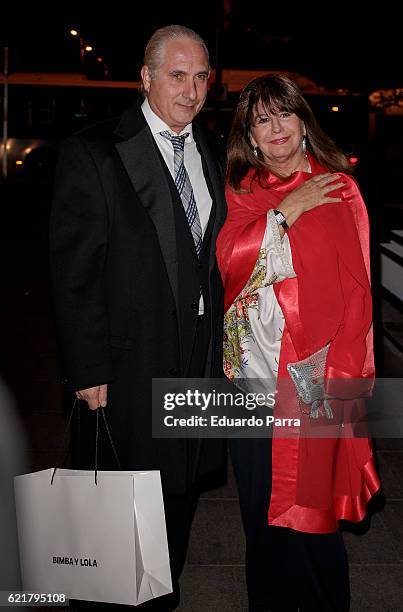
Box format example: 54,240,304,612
143,25,210,79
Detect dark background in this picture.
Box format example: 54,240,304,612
2,1,402,90
0,3,402,608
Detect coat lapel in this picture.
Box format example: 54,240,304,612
114,104,179,312
193,123,226,272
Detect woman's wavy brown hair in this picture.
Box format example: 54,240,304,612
227,75,352,192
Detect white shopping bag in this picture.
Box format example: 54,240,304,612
14,468,172,606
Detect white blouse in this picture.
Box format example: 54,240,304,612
223,209,296,390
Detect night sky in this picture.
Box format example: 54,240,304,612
2,2,402,91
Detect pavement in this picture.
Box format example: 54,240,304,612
0,179,402,611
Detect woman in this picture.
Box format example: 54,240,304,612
216,76,380,612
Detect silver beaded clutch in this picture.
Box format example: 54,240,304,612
287,344,333,418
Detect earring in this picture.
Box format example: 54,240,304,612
302,135,307,153
253,146,259,158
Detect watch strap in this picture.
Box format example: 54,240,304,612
273,209,289,230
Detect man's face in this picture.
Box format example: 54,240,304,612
141,38,210,133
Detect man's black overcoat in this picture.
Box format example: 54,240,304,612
49,100,227,495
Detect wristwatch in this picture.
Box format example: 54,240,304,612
273,209,289,230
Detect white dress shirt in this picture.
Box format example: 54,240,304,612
141,98,213,315
141,97,212,235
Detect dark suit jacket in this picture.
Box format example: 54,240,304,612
49,100,227,495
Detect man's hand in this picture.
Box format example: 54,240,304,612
76,384,108,410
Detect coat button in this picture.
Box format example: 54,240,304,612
191,301,198,310
171,310,177,319
169,368,179,377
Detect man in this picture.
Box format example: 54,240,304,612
50,25,226,611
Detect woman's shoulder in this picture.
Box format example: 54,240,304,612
337,172,360,190
312,171,364,214
336,173,367,218
308,175,369,248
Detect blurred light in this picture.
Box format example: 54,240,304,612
331,105,340,112
15,160,23,166
24,147,32,155
69,29,79,37
96,57,103,63
349,156,358,165
369,88,403,111
85,45,93,52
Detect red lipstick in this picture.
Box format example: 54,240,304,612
269,136,290,145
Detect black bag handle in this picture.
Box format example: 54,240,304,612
94,406,122,484
51,398,121,485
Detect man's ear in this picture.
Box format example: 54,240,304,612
141,65,151,93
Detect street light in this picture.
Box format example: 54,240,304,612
68,28,92,70
68,28,108,79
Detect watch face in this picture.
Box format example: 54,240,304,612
273,210,288,229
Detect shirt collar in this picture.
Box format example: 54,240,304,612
141,97,194,143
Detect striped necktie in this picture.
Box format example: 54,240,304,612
160,131,203,256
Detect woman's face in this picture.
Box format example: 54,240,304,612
249,100,305,167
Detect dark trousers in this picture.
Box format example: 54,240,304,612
139,314,210,611
229,438,350,612
72,316,210,612
137,486,199,612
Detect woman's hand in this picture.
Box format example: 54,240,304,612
277,173,345,229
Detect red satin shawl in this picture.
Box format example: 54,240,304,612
218,154,332,312
217,153,380,532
